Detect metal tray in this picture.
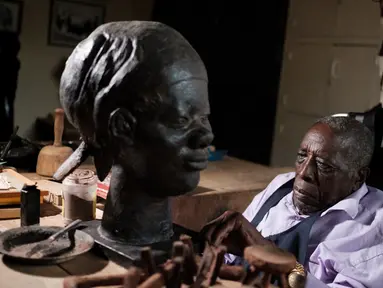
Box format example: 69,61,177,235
0,225,94,265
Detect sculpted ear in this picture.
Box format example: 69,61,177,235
108,108,137,145
353,167,370,191
92,107,136,181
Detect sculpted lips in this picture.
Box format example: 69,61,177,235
183,149,209,171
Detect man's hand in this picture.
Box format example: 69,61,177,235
200,210,271,256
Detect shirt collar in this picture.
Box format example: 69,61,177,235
321,183,369,219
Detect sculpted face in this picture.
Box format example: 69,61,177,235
114,65,214,197
293,123,362,215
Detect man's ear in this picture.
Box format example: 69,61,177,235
108,108,137,146
353,167,370,191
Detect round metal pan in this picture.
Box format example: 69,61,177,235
0,225,94,265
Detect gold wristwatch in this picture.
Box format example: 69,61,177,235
287,262,306,288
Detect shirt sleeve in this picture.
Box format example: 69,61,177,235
306,273,330,288
295,269,374,288
327,255,383,288
224,253,237,265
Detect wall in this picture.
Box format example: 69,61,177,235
14,0,154,137
271,0,381,167
380,19,383,105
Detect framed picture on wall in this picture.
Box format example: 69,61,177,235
0,0,23,34
48,0,106,47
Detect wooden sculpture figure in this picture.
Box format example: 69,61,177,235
63,235,304,288
54,21,214,245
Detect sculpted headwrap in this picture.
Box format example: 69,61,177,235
54,21,207,181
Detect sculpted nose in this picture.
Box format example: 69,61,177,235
189,127,214,149
199,129,214,148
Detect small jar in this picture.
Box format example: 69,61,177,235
62,169,98,225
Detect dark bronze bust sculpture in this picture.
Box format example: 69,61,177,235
55,21,213,246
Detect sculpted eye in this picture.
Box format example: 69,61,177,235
200,115,209,122
177,116,189,125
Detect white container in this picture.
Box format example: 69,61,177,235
62,169,98,225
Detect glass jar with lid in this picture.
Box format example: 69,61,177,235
62,169,98,225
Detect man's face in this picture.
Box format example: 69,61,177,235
128,77,214,197
293,123,358,215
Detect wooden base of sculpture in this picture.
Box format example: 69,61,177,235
81,220,200,268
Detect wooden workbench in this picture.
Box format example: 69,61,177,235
171,157,293,231
0,157,293,287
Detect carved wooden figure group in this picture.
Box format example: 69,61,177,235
63,235,302,288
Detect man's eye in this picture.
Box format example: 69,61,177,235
317,162,333,172
296,153,306,163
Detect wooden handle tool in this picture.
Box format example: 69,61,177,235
36,108,74,177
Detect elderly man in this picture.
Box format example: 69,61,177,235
202,116,383,287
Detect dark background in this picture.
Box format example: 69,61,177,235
152,0,290,165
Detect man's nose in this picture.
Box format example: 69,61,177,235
298,156,316,183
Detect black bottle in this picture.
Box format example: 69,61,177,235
20,184,40,226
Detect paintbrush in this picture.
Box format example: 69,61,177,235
25,219,82,258
0,126,19,161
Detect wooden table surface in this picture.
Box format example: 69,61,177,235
0,157,293,287
172,157,293,231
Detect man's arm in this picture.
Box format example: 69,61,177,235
306,273,330,288
202,211,383,288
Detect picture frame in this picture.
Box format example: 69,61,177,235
48,0,106,47
0,0,23,34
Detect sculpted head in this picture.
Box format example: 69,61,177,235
293,116,374,215
60,21,214,197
